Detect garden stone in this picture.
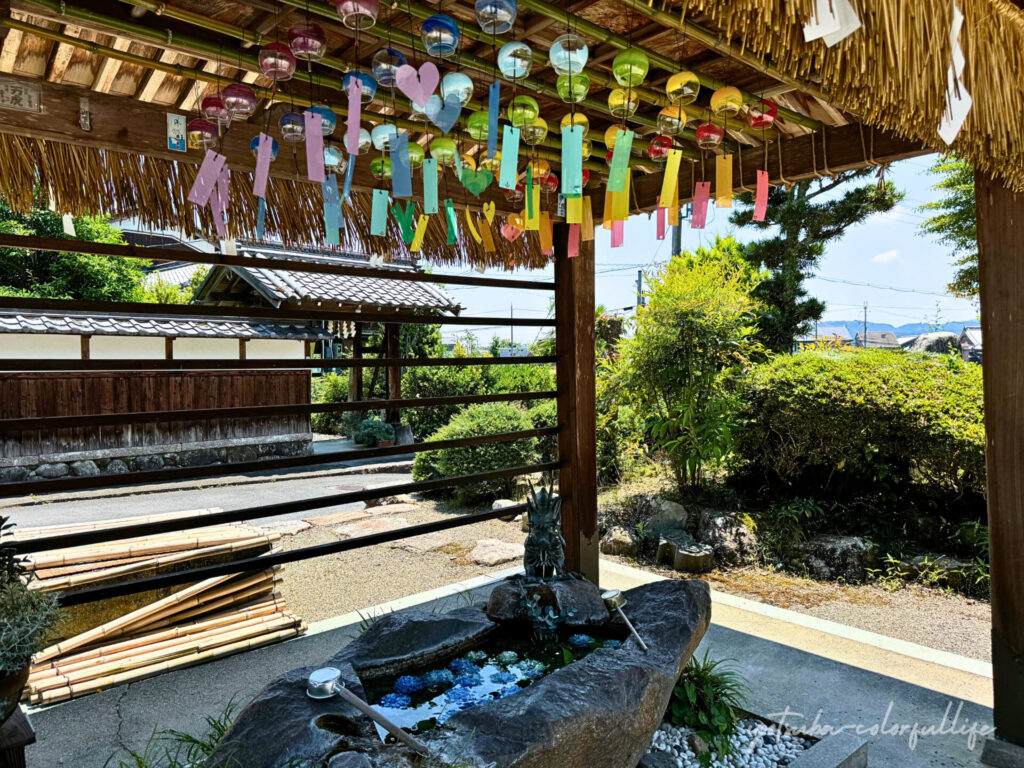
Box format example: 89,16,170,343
70,460,99,477
226,444,260,462
698,511,757,566
910,553,974,589
799,535,868,582
648,498,690,533
35,463,69,479
0,466,29,483
673,543,715,573
335,517,409,540
104,459,129,474
485,574,610,627
904,331,958,354
469,538,524,566
601,526,637,556
179,449,220,467
657,530,694,565
131,454,165,472
492,498,520,521
638,752,676,768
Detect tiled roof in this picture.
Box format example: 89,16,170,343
145,263,203,290
0,311,331,340
233,248,460,313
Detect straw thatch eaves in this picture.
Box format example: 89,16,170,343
0,0,1021,265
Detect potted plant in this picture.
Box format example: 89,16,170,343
0,516,59,724
373,421,397,448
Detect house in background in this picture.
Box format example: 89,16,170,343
854,330,900,349
960,325,983,364
794,323,854,349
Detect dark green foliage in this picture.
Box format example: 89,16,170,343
732,171,903,352
670,652,748,767
310,372,351,435
0,516,60,674
401,365,490,439
734,350,986,498
354,416,394,446
488,363,556,395
526,399,558,463
918,155,978,298
104,704,238,768
0,199,145,301
400,323,444,358
411,403,539,503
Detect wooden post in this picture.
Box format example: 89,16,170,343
164,337,174,360
238,339,248,360
385,323,402,426
976,171,1024,751
80,334,91,360
349,322,364,403
553,223,599,583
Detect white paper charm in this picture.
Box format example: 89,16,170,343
804,0,861,45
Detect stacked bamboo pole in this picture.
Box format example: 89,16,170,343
16,513,305,705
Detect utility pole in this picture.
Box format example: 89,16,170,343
636,270,644,308
671,210,682,258
863,302,868,348
510,303,514,346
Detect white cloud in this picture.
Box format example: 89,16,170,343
872,249,901,264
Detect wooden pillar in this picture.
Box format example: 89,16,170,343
348,322,364,403
385,323,402,426
238,338,248,360
164,337,174,359
976,171,1024,750
80,334,91,360
553,223,599,583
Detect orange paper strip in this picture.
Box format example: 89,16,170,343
539,212,553,252
582,197,595,241
479,218,496,252
716,154,734,208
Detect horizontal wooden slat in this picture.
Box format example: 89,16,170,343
0,391,558,432
0,356,557,372
0,427,558,497
0,234,555,291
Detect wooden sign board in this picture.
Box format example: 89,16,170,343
0,77,41,113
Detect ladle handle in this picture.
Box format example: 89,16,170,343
617,606,649,653
336,686,429,755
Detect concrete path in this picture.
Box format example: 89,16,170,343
23,562,993,768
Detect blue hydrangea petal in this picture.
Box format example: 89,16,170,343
603,639,623,649
489,671,516,685
568,634,596,648
497,685,520,699
378,693,412,709
394,675,423,694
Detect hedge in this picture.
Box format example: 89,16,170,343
734,350,986,497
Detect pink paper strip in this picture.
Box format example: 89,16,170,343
188,150,226,206
611,219,624,248
346,79,363,156
305,112,325,183
691,182,712,229
252,134,273,198
753,170,769,222
568,223,581,258
656,196,666,240
211,166,230,239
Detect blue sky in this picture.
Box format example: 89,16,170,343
436,153,979,345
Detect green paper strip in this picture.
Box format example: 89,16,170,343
444,198,458,245
454,150,463,182
499,125,521,190
371,189,389,236
561,125,584,197
526,165,534,220
423,159,439,214
607,129,635,193
392,200,417,244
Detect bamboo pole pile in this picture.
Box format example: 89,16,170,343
14,512,306,705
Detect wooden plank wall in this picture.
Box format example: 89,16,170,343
0,370,311,458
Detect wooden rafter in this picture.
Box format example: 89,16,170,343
135,49,181,102
0,26,21,70
46,23,81,83
91,35,131,92
178,60,223,112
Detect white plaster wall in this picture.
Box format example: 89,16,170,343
246,339,305,360
90,336,166,360
173,338,240,359
0,334,80,359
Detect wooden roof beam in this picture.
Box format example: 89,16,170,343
135,49,180,101
91,35,131,91
46,23,80,82
0,26,21,71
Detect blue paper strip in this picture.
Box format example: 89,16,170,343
423,159,439,214
323,174,340,245
607,129,635,193
391,132,413,199
561,125,584,197
499,125,520,190
256,196,266,240
371,189,389,236
342,154,356,200
487,81,501,159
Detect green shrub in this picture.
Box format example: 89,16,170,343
401,365,490,439
487,363,556,394
670,652,748,767
412,403,539,504
527,399,558,463
595,364,655,484
354,417,394,446
735,349,986,497
310,372,350,435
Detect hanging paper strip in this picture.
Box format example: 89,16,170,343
391,132,413,198
305,112,326,183
607,129,634,193
346,79,362,155
525,166,534,220
210,167,229,239
498,126,520,190
754,170,769,222
423,159,439,214
252,137,272,199
61,213,76,237
370,189,389,236
568,223,581,258
392,200,417,244
323,174,340,245
602,189,614,229
667,176,680,226
479,216,496,252
501,223,524,242
691,181,712,229
464,208,483,244
444,198,458,245
610,170,630,222
256,196,266,240
525,172,539,230
716,154,734,208
561,125,583,197
189,150,226,206
221,237,237,256
539,212,553,254
582,196,595,241
566,196,583,224
659,149,682,208
410,214,430,252
487,81,500,159
611,219,624,248
656,198,666,241
342,154,356,200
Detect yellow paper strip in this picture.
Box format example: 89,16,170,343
610,171,631,221
603,189,614,229
539,212,553,251
410,214,430,252
660,150,682,208
716,154,734,208
464,208,483,243
668,177,680,226
479,217,496,252
582,196,595,241
566,196,583,224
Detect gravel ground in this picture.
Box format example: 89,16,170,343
276,500,527,623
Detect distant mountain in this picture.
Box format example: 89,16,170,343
822,320,978,338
